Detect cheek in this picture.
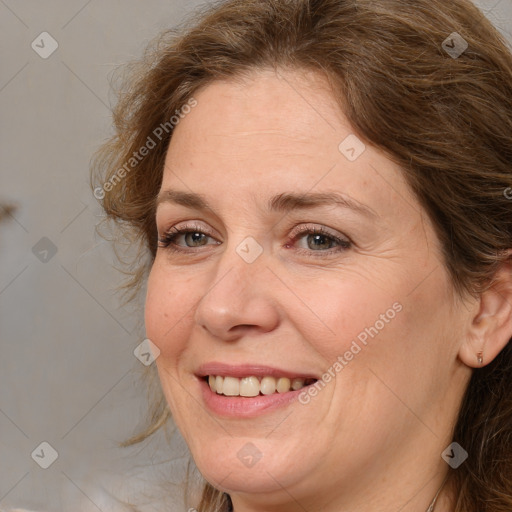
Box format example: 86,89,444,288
296,274,405,362
295,269,444,418
144,260,198,359
325,269,457,417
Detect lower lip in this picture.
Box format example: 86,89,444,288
198,378,310,417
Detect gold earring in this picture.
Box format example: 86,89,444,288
477,351,483,365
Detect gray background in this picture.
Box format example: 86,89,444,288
0,1,511,511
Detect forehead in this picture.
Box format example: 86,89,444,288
161,68,419,224
171,68,343,154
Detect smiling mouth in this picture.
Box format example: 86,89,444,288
205,375,318,397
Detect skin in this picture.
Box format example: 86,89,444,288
145,68,512,512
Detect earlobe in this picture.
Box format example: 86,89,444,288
458,260,512,369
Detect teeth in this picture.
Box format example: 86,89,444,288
260,376,276,395
222,376,240,396
240,376,260,397
215,376,223,393
207,375,311,396
276,377,291,393
291,378,305,390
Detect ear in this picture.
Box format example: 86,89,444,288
459,258,512,368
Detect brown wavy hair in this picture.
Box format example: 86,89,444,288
91,0,512,510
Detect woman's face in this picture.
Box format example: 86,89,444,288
145,68,472,510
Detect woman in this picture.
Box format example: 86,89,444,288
92,0,512,510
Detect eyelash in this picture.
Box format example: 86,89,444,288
157,222,352,258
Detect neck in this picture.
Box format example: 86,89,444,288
427,473,451,512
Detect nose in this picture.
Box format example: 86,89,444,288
193,242,280,341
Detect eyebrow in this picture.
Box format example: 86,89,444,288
156,190,377,218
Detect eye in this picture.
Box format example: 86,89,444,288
158,222,219,252
157,221,352,259
286,224,351,257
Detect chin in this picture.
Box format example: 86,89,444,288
189,435,309,494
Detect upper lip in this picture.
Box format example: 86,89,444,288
196,362,319,380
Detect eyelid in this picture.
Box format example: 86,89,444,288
158,220,348,239
158,220,217,239
287,223,350,243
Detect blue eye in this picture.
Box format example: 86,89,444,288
157,223,351,258
287,225,351,257
158,223,217,250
